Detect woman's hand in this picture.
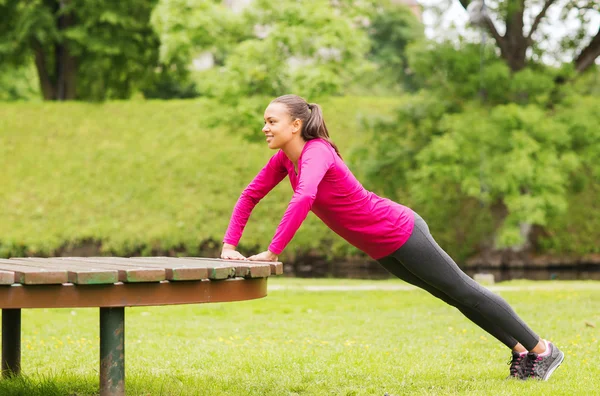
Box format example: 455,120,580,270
247,250,278,262
221,243,247,260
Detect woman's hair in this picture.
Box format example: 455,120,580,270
271,94,342,158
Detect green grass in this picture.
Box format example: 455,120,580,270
1,278,598,395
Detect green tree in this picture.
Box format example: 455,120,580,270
410,103,579,248
365,1,425,90
152,0,373,99
353,34,598,257
406,40,561,107
0,0,160,100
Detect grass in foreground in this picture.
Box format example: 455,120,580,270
1,278,598,395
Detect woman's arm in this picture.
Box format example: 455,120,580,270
267,141,335,256
222,151,287,255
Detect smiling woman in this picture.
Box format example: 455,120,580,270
219,94,564,381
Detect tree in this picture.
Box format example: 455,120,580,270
152,0,372,100
352,34,599,259
366,1,425,90
458,0,600,73
0,0,160,101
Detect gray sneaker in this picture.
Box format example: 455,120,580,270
524,341,564,380
507,351,527,379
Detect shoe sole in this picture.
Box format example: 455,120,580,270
542,350,565,381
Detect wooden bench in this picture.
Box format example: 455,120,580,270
0,256,282,395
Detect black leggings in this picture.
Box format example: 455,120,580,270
377,212,540,351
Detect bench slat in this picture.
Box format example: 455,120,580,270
230,262,272,278
128,257,240,280
55,258,166,283
75,257,209,281
0,259,69,285
182,257,284,276
0,269,16,285
9,258,119,285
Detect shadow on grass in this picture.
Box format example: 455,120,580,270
0,373,97,396
0,373,191,396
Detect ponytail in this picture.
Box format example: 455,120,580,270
305,103,341,159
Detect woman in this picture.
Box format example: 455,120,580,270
220,94,564,381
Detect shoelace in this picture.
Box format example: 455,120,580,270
508,354,525,376
524,354,543,377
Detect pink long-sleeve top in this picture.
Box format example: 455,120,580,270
223,138,415,260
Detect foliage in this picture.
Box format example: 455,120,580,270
153,0,424,101
153,0,373,100
0,0,162,100
140,67,199,100
406,40,564,107
365,1,425,90
538,95,600,255
356,38,600,252
151,0,251,69
410,103,579,248
0,61,40,101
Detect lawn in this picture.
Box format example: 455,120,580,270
1,278,598,395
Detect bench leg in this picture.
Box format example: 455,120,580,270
99,307,124,396
1,308,21,378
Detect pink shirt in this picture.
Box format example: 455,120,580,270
223,138,415,259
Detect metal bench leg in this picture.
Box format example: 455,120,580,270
1,308,21,378
99,307,124,396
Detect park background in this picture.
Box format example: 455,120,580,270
2,0,599,281
1,1,600,395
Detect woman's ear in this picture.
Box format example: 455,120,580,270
293,119,302,133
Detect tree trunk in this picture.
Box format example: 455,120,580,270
502,40,528,72
33,0,77,101
56,0,77,100
500,0,527,72
575,28,600,73
459,1,600,75
32,40,56,100
54,42,77,100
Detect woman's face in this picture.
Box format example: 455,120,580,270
262,102,301,150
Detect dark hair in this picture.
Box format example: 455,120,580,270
271,94,342,158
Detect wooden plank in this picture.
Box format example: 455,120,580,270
0,269,16,285
231,263,272,278
171,258,270,278
0,259,68,285
77,257,209,281
56,258,166,283
270,262,284,275
183,257,283,276
129,257,236,280
8,258,118,285
180,257,276,277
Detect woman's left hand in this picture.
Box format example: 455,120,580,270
247,250,278,262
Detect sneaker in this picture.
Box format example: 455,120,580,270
524,341,565,380
507,351,527,379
